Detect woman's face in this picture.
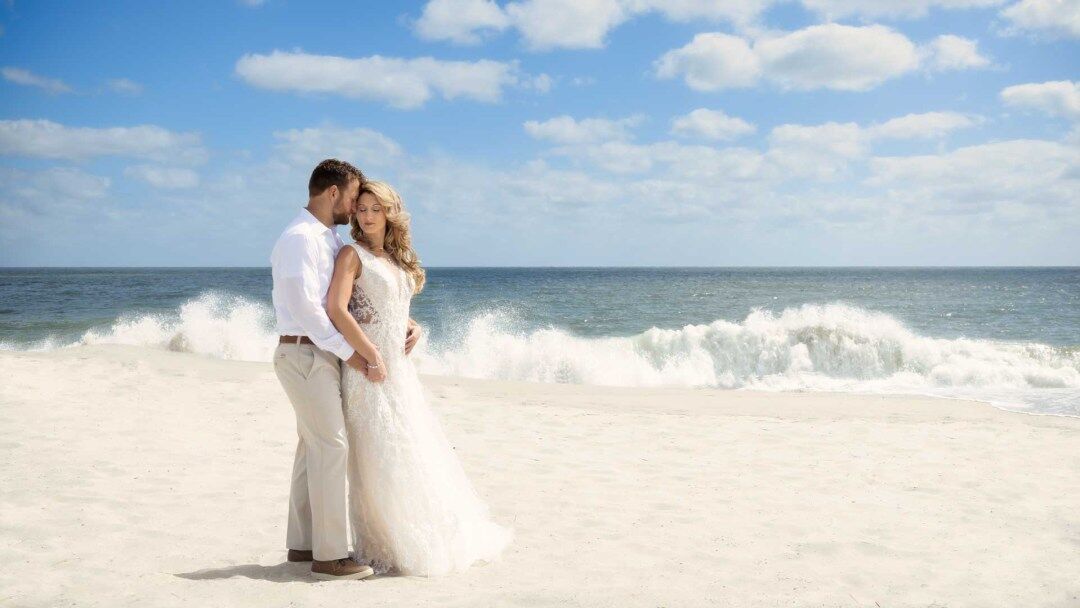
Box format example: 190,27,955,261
355,192,387,239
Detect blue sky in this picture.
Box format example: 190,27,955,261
0,0,1077,266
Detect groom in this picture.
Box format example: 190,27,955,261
270,159,420,580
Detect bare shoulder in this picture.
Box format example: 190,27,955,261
333,244,362,276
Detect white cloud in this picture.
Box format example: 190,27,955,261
1000,0,1080,39
526,73,554,93
0,167,111,220
504,0,629,50
107,78,143,95
0,119,206,163
7,118,1075,264
235,50,528,109
670,108,756,141
415,0,510,44
654,33,761,91
920,35,992,71
867,139,1079,213
31,167,111,200
868,111,982,138
638,0,778,25
801,0,1007,19
1001,80,1080,120
755,24,920,91
536,110,980,183
765,112,980,179
270,126,405,171
2,67,72,94
124,165,200,189
656,24,921,91
412,0,778,51
656,25,995,92
767,122,867,180
523,115,643,144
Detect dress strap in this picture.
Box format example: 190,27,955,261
348,242,370,261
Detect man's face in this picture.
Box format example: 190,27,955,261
330,177,361,225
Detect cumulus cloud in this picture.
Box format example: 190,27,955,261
767,122,868,180
999,0,1080,39
1001,80,1080,120
656,25,994,92
411,0,778,50
0,119,206,163
0,167,111,225
766,112,981,179
123,165,200,189
919,35,992,71
755,24,921,90
523,115,643,144
415,0,510,44
7,115,1074,264
235,50,532,109
412,0,1009,52
106,78,143,95
867,111,982,138
867,139,1079,213
801,0,1007,19
503,0,629,50
2,67,72,94
528,110,980,184
654,33,762,90
270,126,405,171
670,108,756,141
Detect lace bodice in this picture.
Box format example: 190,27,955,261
346,242,414,359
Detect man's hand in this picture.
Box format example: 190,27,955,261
344,351,369,372
405,319,422,355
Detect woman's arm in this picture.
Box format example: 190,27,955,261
326,246,386,377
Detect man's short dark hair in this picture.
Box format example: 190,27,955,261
308,159,364,197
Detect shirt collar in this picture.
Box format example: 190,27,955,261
299,207,333,235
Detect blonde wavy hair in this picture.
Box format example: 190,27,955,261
349,180,426,294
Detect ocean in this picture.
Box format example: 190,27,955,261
1,267,1078,417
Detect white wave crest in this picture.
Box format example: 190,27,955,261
413,303,1080,414
77,292,278,361
6,296,1078,414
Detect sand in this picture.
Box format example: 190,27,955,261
1,344,1078,607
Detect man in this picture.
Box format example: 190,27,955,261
270,159,420,580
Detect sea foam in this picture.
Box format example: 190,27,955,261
8,294,1078,415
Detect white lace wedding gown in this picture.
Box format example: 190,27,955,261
340,242,513,576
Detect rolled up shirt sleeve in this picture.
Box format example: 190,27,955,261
276,234,356,362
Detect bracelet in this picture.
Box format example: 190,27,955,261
366,362,380,369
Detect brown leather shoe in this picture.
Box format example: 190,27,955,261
287,549,313,562
311,558,375,581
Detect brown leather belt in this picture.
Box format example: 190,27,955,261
279,335,314,345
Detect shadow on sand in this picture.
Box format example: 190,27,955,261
174,562,395,584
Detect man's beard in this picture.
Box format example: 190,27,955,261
332,212,350,225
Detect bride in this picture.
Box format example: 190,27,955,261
325,180,513,577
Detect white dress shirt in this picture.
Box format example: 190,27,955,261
270,208,355,361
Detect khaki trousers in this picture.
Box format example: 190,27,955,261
273,341,349,561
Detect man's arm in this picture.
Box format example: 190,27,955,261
276,233,356,362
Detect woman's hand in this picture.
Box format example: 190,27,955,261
366,354,388,382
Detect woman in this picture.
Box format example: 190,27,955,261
325,180,513,577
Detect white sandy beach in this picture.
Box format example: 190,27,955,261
1,344,1078,607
